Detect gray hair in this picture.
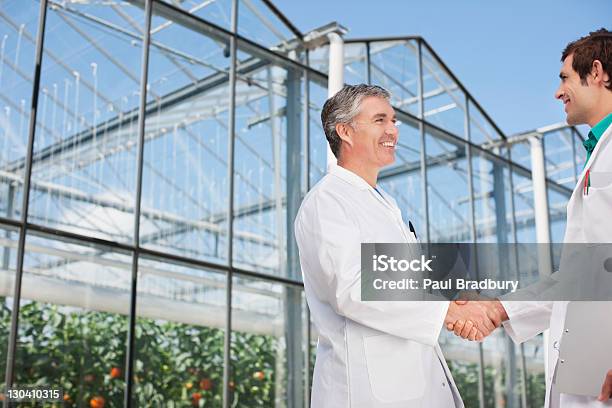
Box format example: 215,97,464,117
321,84,391,158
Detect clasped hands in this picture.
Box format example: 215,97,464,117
442,295,612,402
443,291,508,342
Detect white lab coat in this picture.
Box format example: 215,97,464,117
294,164,463,408
502,121,612,408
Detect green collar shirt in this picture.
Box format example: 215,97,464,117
583,112,612,164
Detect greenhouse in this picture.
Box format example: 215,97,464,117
0,0,584,406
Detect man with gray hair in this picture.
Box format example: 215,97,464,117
294,84,501,407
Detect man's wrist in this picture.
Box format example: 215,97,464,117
492,299,509,322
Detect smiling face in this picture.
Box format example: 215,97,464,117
341,96,399,170
555,54,599,126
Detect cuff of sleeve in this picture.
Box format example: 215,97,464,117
501,301,550,344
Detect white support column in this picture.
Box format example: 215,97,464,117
529,134,552,377
530,135,552,252
326,32,344,169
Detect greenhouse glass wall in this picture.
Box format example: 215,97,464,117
0,0,584,406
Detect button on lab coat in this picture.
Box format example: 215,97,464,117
294,165,463,408
502,121,612,408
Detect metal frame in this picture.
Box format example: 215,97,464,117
124,1,153,406
417,39,430,243
303,48,312,408
347,36,507,141
4,0,49,390
260,0,304,40
223,1,239,406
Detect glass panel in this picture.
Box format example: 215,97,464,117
230,276,307,407
0,223,18,379
500,152,517,244
510,168,536,242
148,9,231,96
140,4,231,264
482,331,524,408
547,187,569,245
160,0,233,32
0,1,40,221
439,330,482,407
28,1,145,243
523,334,546,407
422,46,465,137
468,99,503,144
573,129,587,172
542,127,577,189
369,40,419,116
133,256,227,406
307,44,328,74
231,44,305,278
425,128,470,242
472,151,513,243
504,163,540,298
238,0,295,50
509,140,531,170
378,116,424,238
308,80,328,188
344,43,367,85
15,232,132,406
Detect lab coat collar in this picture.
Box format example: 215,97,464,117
328,164,399,213
328,164,373,191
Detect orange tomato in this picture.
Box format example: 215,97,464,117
110,367,122,379
191,392,202,407
90,396,105,408
199,378,213,391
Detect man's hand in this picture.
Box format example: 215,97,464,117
599,369,612,401
445,297,508,341
481,298,508,327
444,301,498,341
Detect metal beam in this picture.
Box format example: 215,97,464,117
4,56,268,172
124,0,151,404
5,0,48,389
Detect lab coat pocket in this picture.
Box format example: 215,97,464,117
586,171,612,189
582,180,612,244
363,334,425,402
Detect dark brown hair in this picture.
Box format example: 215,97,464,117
561,28,612,91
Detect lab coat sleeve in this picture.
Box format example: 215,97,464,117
500,301,553,344
295,191,449,347
498,270,559,343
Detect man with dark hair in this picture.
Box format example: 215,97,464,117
558,28,612,129
454,28,612,408
294,84,504,407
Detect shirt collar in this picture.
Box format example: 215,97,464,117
583,112,612,159
328,164,375,191
590,112,612,141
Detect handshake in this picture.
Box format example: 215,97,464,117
443,292,509,341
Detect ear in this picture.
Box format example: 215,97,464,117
335,123,354,148
591,60,608,85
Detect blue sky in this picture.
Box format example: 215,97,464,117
276,0,611,136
